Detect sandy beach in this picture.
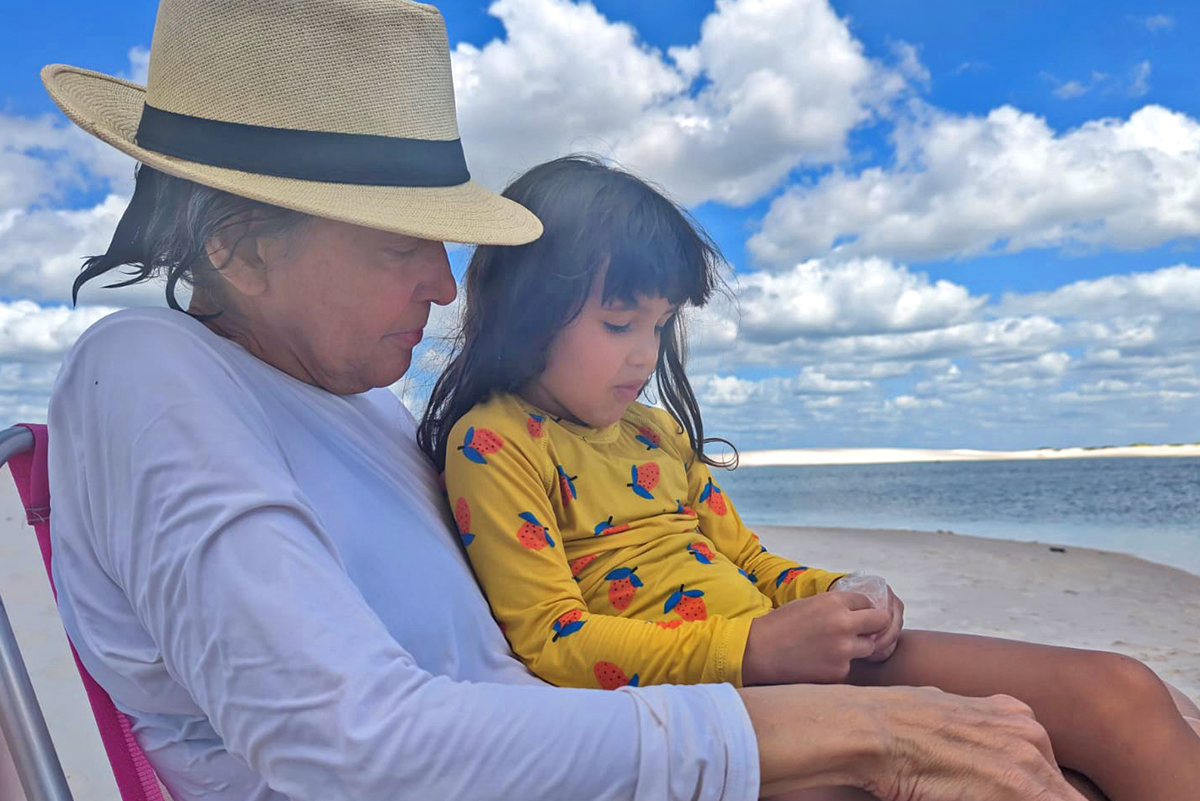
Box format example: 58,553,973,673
1,467,1197,801
756,524,1200,701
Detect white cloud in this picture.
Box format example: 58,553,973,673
890,41,930,89
125,46,151,85
1137,14,1174,32
749,104,1200,265
1000,264,1200,319
0,361,64,425
0,194,171,305
1,11,1196,450
452,0,910,205
683,261,1200,446
693,367,871,408
1054,79,1089,99
0,300,120,360
1129,60,1152,97
733,257,983,342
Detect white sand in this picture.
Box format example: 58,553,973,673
737,443,1200,467
757,524,1200,701
1,468,1197,801
1,466,120,801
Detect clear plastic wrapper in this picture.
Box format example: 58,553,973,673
831,570,889,609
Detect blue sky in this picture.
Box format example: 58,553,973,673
2,0,1199,450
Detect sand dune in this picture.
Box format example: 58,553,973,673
737,443,1200,467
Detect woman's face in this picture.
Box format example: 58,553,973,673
211,216,457,395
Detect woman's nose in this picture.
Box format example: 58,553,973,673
418,243,458,306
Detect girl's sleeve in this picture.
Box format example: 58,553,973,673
445,408,753,688
662,413,845,607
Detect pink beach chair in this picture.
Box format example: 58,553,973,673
0,424,165,801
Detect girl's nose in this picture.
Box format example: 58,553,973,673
629,334,657,368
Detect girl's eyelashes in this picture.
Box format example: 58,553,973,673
605,312,675,335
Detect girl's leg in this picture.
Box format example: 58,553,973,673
1165,680,1200,717
846,630,1200,801
1064,769,1111,801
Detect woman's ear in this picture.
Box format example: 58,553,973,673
203,222,270,297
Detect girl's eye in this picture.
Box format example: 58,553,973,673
604,322,631,334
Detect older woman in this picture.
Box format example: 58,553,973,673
39,1,1092,800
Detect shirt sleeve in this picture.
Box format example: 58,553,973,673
659,411,845,607
445,406,753,688
47,314,760,801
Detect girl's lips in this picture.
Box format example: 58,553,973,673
613,383,643,400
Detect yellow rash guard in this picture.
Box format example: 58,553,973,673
443,393,844,690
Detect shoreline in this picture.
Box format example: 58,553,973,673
736,443,1200,467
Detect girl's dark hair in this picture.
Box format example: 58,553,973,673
418,155,733,471
73,164,308,311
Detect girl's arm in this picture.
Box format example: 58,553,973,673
661,412,844,606
445,409,754,688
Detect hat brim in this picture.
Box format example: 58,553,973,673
41,64,542,246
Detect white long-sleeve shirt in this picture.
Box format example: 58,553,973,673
46,308,760,801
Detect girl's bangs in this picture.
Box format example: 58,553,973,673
600,201,715,309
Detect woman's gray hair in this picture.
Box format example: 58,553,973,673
75,164,310,312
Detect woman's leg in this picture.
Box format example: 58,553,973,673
847,630,1200,801
765,779,1111,801
764,789,877,800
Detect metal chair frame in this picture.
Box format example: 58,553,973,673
0,424,74,801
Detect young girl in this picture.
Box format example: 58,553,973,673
419,156,1200,801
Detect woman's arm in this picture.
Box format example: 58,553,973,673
49,315,760,801
741,684,1089,801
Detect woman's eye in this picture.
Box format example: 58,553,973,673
604,322,631,334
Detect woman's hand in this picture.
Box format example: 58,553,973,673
867,687,1089,801
742,592,891,685
741,683,1089,801
864,585,904,662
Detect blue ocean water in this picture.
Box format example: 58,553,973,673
716,457,1200,577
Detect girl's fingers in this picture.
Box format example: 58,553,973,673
864,634,900,662
850,607,892,635
835,591,876,611
850,634,878,660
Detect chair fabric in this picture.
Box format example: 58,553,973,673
8,423,165,801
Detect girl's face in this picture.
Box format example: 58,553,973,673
524,285,676,428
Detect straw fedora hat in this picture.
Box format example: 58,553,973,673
40,0,542,246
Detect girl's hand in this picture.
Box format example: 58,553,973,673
742,592,892,685
865,585,905,662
